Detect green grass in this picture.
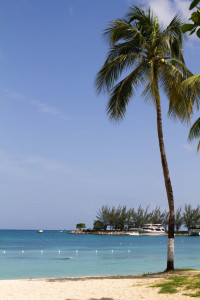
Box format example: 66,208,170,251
152,273,200,298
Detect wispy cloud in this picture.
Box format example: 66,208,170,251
0,150,87,185
183,143,193,152
4,89,69,122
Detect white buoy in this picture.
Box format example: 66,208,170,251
3,251,6,254
58,250,61,254
111,250,114,253
22,250,24,254
120,243,122,245
95,250,98,253
75,250,78,253
128,250,131,252
41,250,44,253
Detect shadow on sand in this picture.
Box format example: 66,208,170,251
65,299,113,300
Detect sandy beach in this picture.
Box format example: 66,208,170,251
0,271,198,300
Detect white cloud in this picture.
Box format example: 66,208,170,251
143,0,191,26
4,89,69,122
183,143,193,151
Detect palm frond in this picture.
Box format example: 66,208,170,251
106,62,149,120
142,59,160,104
189,117,200,140
181,73,200,89
105,40,142,62
126,6,149,24
159,60,194,122
96,53,141,94
164,14,184,41
104,19,149,50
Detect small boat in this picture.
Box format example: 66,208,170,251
37,230,43,233
125,231,139,236
139,224,166,236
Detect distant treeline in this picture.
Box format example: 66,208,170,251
93,204,200,232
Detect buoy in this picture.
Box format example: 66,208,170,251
3,251,6,254
128,250,131,252
111,250,114,253
41,250,44,253
22,250,24,254
75,250,78,253
95,250,98,253
58,250,61,254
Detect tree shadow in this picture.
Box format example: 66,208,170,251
65,298,113,300
90,298,114,300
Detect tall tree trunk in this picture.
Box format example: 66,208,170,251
156,96,175,271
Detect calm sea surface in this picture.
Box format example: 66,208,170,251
0,230,200,279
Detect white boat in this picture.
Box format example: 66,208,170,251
125,231,139,236
139,224,166,236
189,226,200,236
37,230,43,233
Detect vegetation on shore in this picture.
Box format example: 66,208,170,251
76,223,86,231
83,204,200,232
152,273,200,297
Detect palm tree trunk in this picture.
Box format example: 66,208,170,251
156,96,175,271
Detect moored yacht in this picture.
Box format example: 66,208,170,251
139,224,166,236
189,225,200,236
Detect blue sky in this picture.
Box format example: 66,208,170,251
0,0,199,229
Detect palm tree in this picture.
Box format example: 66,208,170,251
96,6,193,270
180,74,200,151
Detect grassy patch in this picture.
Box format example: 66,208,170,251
152,273,200,298
153,276,189,294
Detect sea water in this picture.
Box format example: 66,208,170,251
0,230,200,279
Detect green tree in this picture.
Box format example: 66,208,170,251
118,205,127,230
175,207,183,232
109,206,120,229
162,210,169,231
181,0,200,151
183,204,200,230
96,205,110,230
93,220,105,231
149,206,165,224
76,223,86,231
125,208,134,229
96,6,192,270
133,206,151,228
182,0,200,37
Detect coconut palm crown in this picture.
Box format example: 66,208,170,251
96,6,195,271
180,74,200,151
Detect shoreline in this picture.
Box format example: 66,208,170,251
2,269,199,281
69,230,189,236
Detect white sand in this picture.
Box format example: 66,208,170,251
0,275,194,300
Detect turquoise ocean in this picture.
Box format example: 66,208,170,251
0,230,200,279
